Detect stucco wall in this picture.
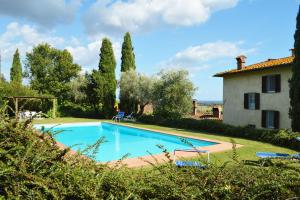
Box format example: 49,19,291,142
223,66,291,129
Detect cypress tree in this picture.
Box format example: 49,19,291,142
120,32,137,114
98,38,117,118
10,49,22,84
290,5,300,132
121,32,136,72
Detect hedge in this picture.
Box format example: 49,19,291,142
138,115,300,151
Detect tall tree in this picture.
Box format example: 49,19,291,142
25,43,81,101
98,38,117,117
10,49,22,84
290,6,300,132
121,32,135,72
120,32,137,114
86,70,104,112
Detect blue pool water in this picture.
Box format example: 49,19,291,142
36,122,217,162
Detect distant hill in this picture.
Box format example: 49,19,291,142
197,100,223,105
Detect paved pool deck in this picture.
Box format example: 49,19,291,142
37,121,242,168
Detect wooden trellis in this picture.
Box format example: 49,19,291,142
4,96,57,119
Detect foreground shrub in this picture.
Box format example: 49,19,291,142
0,117,299,199
138,115,300,151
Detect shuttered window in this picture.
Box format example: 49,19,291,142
244,93,260,110
261,110,280,129
262,75,281,93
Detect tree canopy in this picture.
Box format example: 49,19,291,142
120,32,137,114
25,43,81,101
152,70,195,120
119,70,155,115
120,69,195,118
10,49,22,84
87,38,117,118
290,6,300,132
121,32,135,72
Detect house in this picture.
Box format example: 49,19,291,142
214,49,295,129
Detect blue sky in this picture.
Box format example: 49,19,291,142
0,0,299,100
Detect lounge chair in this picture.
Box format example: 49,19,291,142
256,152,290,159
173,149,209,168
175,161,206,168
124,112,135,121
112,112,125,122
292,153,300,159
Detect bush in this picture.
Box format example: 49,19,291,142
58,101,99,118
138,115,300,151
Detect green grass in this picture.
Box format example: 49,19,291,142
33,117,298,164
33,117,101,124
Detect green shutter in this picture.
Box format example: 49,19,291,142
274,111,280,129
244,93,249,109
262,76,267,93
255,93,260,110
261,110,267,128
275,74,281,92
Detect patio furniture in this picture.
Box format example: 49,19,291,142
4,96,57,119
256,152,290,159
173,149,210,168
112,112,125,122
123,112,135,121
292,153,300,159
175,161,206,168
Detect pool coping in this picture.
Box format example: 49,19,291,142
34,121,243,168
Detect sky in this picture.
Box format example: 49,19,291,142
0,0,299,101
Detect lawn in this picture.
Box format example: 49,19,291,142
33,117,101,124
33,117,299,164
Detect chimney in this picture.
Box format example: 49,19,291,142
290,48,295,57
236,55,247,70
192,100,197,116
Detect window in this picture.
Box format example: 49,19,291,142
262,75,281,93
244,93,260,110
267,76,276,92
266,111,275,129
248,93,256,110
262,110,280,129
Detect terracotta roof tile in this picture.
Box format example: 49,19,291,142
214,56,294,77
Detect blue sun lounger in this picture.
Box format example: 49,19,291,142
256,152,290,159
173,149,209,168
175,161,206,168
112,112,125,122
292,153,300,159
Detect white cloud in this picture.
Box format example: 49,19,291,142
159,41,255,72
0,22,121,78
66,39,121,71
0,22,65,64
0,0,82,27
83,0,239,35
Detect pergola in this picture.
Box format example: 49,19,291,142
4,96,57,119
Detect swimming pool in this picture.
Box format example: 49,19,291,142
35,122,217,162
